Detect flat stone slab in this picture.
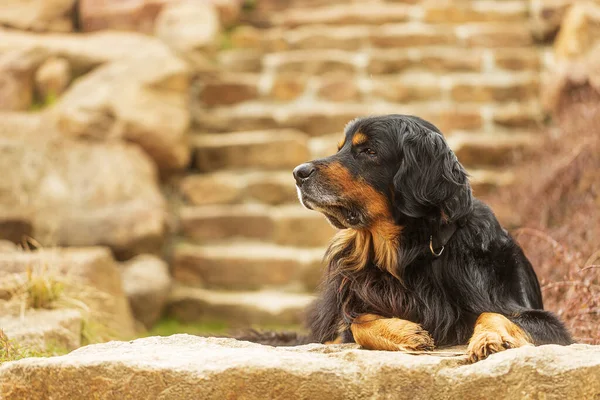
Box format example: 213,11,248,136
0,309,81,351
1,335,599,399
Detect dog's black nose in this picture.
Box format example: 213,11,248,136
293,163,315,186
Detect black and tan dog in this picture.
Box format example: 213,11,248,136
293,114,572,362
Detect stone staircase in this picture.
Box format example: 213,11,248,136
167,0,551,328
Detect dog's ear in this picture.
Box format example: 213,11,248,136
393,131,472,222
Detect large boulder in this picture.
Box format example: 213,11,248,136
79,0,238,32
0,0,76,32
0,247,136,341
0,30,177,72
554,1,600,60
0,125,166,257
154,1,220,64
120,255,172,329
79,0,172,33
0,49,47,111
51,44,191,171
0,30,192,171
0,336,599,399
529,0,573,40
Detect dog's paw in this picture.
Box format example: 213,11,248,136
467,313,532,363
467,331,512,363
351,314,435,352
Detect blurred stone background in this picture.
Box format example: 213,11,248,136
0,0,599,356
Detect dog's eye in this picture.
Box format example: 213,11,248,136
361,148,377,156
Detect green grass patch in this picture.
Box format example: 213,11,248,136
147,318,230,337
145,317,306,338
242,0,256,12
29,91,58,112
0,330,69,364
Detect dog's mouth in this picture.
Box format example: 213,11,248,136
299,193,361,229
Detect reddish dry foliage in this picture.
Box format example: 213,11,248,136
488,85,600,344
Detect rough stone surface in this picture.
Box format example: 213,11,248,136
0,211,33,244
155,1,220,62
0,248,136,340
79,0,170,33
530,0,574,40
180,171,297,206
0,50,46,111
424,1,527,23
0,128,166,257
450,74,539,103
192,103,484,136
449,133,542,167
368,49,483,74
52,46,191,171
371,76,441,102
493,49,541,71
0,309,82,351
179,204,334,247
271,73,308,101
193,130,309,172
172,243,323,290
1,336,599,400
459,23,533,47
167,286,312,325
317,73,360,102
0,0,76,32
266,50,357,75
543,42,600,112
120,255,171,329
554,2,600,60
34,57,71,100
179,204,274,241
0,30,175,71
271,206,336,247
217,50,263,73
198,74,259,106
274,3,411,27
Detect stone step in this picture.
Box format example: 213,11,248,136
166,285,314,326
179,164,516,207
252,47,544,77
272,1,527,27
468,169,515,196
193,103,485,136
448,73,539,103
448,132,543,167
195,69,541,107
192,130,310,172
179,204,336,247
310,130,541,168
197,73,260,107
272,3,413,27
491,102,545,130
180,171,297,206
231,22,534,52
172,242,325,291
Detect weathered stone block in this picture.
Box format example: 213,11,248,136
1,337,599,400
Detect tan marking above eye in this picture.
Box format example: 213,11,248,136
337,137,346,150
351,132,368,147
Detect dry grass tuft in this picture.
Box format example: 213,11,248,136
1,243,118,345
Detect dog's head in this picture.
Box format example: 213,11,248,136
293,115,473,233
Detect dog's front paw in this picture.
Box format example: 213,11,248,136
467,313,532,363
351,314,435,352
467,331,512,363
